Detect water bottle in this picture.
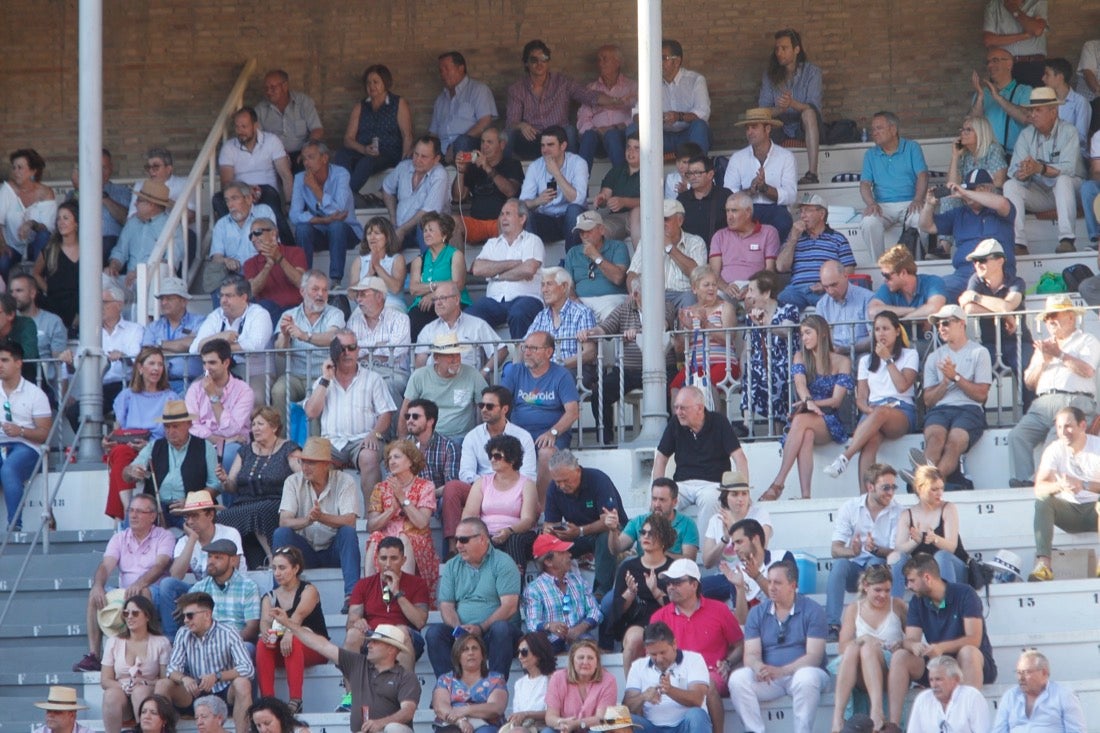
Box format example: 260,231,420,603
861,127,868,143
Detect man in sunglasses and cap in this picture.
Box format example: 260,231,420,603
918,305,993,483
959,237,1032,386
522,533,602,653
272,605,420,733
32,685,91,733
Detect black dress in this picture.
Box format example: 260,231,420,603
220,440,298,564
45,249,80,331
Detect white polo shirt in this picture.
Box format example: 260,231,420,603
217,131,288,189
0,377,50,450
478,230,545,303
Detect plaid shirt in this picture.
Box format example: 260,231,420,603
412,431,459,487
168,619,255,692
522,569,602,642
190,570,260,635
527,300,597,365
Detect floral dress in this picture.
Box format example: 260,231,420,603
368,475,440,607
436,672,508,726
788,362,855,444
741,303,801,421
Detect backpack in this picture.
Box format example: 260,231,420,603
1062,264,1095,293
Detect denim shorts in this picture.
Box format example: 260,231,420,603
924,404,987,448
866,397,917,432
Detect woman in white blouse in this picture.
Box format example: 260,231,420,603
824,311,919,485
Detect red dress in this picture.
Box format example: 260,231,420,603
367,476,440,607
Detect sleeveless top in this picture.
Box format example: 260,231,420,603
357,253,407,311
855,600,904,647
689,303,734,364
45,247,80,329
268,581,328,638
356,94,403,162
908,507,969,562
480,472,526,534
409,245,472,309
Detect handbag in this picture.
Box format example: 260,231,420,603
967,556,993,591
687,330,716,411
108,428,152,444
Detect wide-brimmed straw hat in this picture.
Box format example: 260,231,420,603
291,436,335,462
132,179,173,207
735,108,784,128
34,686,88,711
1041,293,1084,319
171,489,224,515
590,706,642,731
156,400,197,424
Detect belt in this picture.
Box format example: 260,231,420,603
1037,389,1094,399
1014,54,1047,62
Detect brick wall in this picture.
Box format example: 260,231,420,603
1,0,1097,179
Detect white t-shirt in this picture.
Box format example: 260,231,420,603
509,673,549,714
171,524,247,579
858,347,918,404
625,649,709,727
1038,434,1100,504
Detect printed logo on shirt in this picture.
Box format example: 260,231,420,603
517,388,557,405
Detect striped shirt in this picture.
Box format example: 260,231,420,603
314,366,396,451
168,619,255,692
788,228,857,287
506,72,601,130
190,570,260,634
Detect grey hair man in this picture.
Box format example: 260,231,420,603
272,269,346,417
992,650,1085,732
905,655,990,733
193,694,230,733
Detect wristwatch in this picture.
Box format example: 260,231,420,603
952,374,961,383
402,498,412,507
550,428,560,437
664,244,673,254
594,257,604,266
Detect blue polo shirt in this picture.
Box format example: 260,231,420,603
933,203,1017,276
907,582,995,670
861,138,928,203
745,594,828,668
623,512,699,556
872,273,947,309
976,81,1032,152
544,467,629,527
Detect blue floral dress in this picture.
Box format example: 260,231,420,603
741,303,801,421
435,672,507,726
789,362,854,444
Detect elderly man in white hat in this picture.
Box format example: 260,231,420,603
273,436,362,612
33,686,91,733
626,199,707,311
303,328,395,503
777,192,857,309
105,178,184,289
347,274,412,405
564,210,631,320
272,603,420,733
917,305,993,483
397,333,488,441
1004,86,1086,254
723,107,798,241
142,276,203,392
1008,294,1100,488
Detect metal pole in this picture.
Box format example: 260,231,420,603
77,0,105,461
632,0,667,444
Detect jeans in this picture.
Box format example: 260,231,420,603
1082,179,1100,242
271,525,362,595
578,128,627,169
584,366,643,444
630,708,710,733
465,296,543,339
526,206,586,250
892,550,967,589
424,620,520,680
568,531,618,598
0,443,40,530
825,557,891,626
626,122,712,155
296,221,357,283
332,148,399,195
777,283,820,310
150,576,192,638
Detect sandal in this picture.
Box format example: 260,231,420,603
287,699,303,715
758,482,784,501
798,171,819,185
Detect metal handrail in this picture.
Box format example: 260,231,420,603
135,58,257,327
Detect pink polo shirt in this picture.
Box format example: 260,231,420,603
103,526,175,588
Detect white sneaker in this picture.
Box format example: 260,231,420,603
824,454,849,478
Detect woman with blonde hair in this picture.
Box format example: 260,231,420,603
670,265,739,401
947,115,1007,189
888,465,970,587
543,640,618,733
761,314,853,500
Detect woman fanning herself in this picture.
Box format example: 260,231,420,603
761,314,853,500
828,565,906,733
824,311,918,485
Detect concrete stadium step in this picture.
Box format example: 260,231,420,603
0,550,103,580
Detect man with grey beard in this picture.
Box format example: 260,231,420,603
272,270,345,418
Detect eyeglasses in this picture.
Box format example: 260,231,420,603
639,528,653,537
489,451,506,461
588,262,598,280
662,55,680,61
273,546,295,556
528,55,550,64
249,228,274,239
339,343,358,352
143,163,165,171
936,319,959,328
405,413,424,421
522,344,548,351
455,534,479,544
667,577,693,585
122,609,143,618
878,483,898,493
517,647,531,657
685,169,707,177
477,402,499,410
881,271,896,281
775,616,790,644
183,610,209,621
128,507,156,514
2,401,10,421
970,256,991,264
